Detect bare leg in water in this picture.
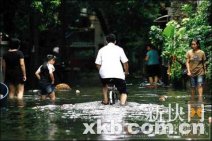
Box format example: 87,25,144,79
120,94,127,105
102,85,108,104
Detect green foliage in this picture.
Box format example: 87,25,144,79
149,0,212,80
149,25,163,49
181,4,193,16
31,0,61,31
31,1,43,13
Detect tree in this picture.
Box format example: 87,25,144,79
149,0,212,82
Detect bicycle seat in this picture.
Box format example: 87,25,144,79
107,78,115,84
107,79,117,91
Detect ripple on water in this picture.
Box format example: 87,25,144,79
204,105,212,112
134,93,159,97
33,101,168,120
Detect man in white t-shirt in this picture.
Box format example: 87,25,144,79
95,34,129,105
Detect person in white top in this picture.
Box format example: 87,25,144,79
35,54,56,101
95,34,129,105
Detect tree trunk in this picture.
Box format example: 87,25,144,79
29,8,39,89
60,0,67,62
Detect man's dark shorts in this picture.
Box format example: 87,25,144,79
101,78,127,94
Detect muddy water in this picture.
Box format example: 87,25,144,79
1,77,211,140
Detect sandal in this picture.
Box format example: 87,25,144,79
101,101,109,105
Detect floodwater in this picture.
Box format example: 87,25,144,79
1,74,212,140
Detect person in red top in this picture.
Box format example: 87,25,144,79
3,38,26,100
186,38,206,98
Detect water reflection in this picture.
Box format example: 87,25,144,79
1,83,211,140
0,108,26,140
7,99,25,108
34,101,169,140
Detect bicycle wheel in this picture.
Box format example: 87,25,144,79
108,90,113,105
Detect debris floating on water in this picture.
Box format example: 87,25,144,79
55,83,71,91
75,90,80,94
159,95,168,101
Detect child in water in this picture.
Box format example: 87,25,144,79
35,54,56,101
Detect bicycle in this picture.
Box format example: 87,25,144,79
107,79,119,105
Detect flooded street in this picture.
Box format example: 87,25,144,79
1,74,212,140
1,0,212,140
